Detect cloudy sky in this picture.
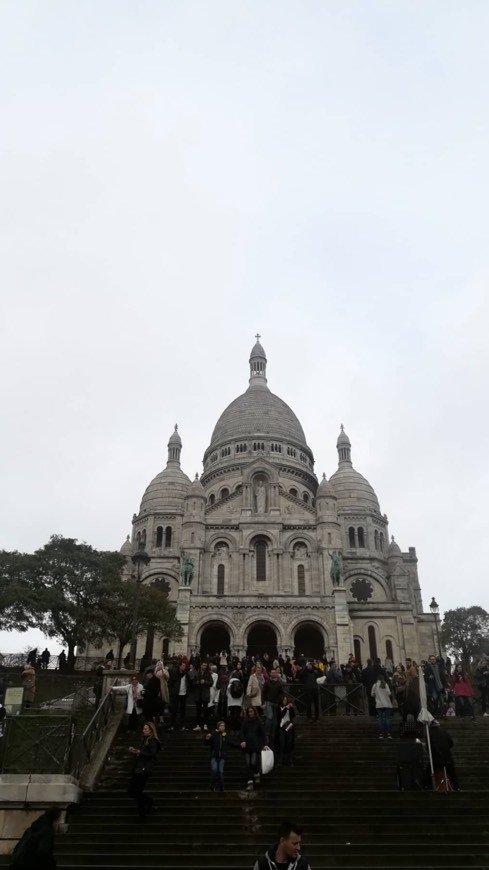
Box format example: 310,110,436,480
1,1,488,653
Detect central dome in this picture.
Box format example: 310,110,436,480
210,386,307,447
207,339,309,452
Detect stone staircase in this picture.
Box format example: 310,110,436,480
14,716,489,868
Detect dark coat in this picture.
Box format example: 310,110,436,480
206,730,228,758
168,667,192,698
254,845,311,870
133,735,160,775
11,812,57,869
262,678,284,705
240,716,266,753
299,666,319,690
192,669,213,704
429,727,455,768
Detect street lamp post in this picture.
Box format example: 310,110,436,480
429,596,442,659
130,541,151,669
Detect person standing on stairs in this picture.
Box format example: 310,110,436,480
240,706,267,790
371,674,393,739
192,660,213,731
128,721,161,821
205,719,228,791
253,821,311,870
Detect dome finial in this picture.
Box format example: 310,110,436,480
249,334,267,387
167,424,182,466
336,424,352,466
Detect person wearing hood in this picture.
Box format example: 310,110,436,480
253,821,311,870
10,807,61,869
21,665,36,709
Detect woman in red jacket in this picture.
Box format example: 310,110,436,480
450,664,474,718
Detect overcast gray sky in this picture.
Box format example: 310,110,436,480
1,1,488,653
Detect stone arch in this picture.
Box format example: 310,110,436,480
246,621,279,660
282,530,316,553
293,621,326,659
243,529,278,550
199,620,232,657
206,531,237,553
241,614,286,649
345,569,390,603
192,613,236,649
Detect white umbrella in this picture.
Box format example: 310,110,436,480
417,667,435,785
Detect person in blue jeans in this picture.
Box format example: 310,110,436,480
371,676,393,739
205,720,227,792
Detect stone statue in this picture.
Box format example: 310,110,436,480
180,552,194,587
329,551,343,588
254,481,266,514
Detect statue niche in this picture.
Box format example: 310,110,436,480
253,478,268,514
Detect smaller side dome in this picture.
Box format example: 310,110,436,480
388,536,402,558
188,473,205,497
120,534,132,556
317,473,336,499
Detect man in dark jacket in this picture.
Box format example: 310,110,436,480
253,821,311,870
10,808,61,869
263,668,284,745
168,661,192,731
192,662,213,732
299,661,320,721
428,722,460,790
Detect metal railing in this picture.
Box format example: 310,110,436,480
286,682,367,716
0,715,73,774
68,688,115,779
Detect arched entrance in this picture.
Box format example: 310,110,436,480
246,622,278,660
294,624,324,659
200,622,231,657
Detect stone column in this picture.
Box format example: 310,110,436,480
333,587,353,665
174,587,191,655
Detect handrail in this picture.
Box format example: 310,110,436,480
286,682,367,716
68,687,115,778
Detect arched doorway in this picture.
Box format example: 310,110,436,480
246,622,278,660
294,624,324,659
200,622,231,657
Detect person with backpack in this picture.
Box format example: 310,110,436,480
127,721,161,820
10,807,61,869
227,674,245,731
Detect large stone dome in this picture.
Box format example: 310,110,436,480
210,386,307,448
207,339,309,451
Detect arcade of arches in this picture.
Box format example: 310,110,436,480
198,620,326,662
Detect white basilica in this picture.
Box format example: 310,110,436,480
114,338,438,665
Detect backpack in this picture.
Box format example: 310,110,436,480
229,680,244,699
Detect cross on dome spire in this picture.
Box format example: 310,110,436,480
249,334,267,387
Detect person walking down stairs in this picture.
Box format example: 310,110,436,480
205,719,228,792
127,721,161,821
253,821,311,870
371,674,393,739
240,706,267,791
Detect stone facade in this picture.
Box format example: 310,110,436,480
111,339,438,665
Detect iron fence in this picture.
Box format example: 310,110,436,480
68,688,115,779
0,715,73,774
286,682,367,716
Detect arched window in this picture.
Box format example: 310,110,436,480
374,530,379,550
368,626,378,661
164,526,172,548
255,540,267,582
379,532,384,552
217,564,225,596
348,527,356,548
303,493,309,504
327,532,332,546
156,526,163,547
358,527,365,548
289,488,298,498
385,639,394,662
354,638,362,665
220,488,229,500
297,564,305,596
209,493,215,505
235,484,242,492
